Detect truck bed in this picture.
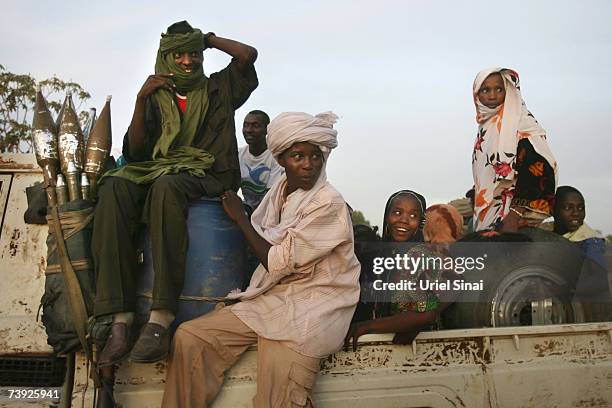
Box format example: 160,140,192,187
1,154,611,407
63,323,611,407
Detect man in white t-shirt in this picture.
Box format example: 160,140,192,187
239,110,284,214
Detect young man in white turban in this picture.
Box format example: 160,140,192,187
161,112,361,407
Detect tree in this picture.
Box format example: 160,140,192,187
0,64,91,153
351,210,371,227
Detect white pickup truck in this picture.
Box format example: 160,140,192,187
1,153,611,408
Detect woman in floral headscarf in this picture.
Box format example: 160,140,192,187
471,68,558,232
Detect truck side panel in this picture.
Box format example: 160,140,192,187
0,155,50,355
66,324,611,407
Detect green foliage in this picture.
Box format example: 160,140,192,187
0,64,91,153
351,210,371,226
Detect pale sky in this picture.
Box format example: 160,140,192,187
2,0,611,233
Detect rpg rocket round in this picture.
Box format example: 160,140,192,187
32,86,60,185
57,92,85,175
85,95,112,194
32,85,61,206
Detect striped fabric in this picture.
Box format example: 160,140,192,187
231,183,361,358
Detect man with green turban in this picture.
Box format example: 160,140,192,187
92,21,258,367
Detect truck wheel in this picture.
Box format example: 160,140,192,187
442,228,586,329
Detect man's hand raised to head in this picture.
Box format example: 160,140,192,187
206,35,257,73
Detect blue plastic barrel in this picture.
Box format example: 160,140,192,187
136,198,247,329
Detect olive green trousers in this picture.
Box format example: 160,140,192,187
92,172,225,317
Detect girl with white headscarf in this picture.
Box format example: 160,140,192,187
162,111,360,408
471,68,558,232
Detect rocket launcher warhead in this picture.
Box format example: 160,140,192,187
82,108,97,146
32,85,60,188
58,92,85,175
85,95,112,194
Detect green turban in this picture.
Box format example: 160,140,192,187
102,24,214,185
155,28,207,94
151,25,210,158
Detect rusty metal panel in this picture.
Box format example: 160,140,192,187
69,345,486,408
67,325,611,407
69,337,492,407
16,327,606,407
488,329,612,407
0,163,50,355
0,154,39,173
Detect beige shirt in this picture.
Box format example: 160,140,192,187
231,183,361,358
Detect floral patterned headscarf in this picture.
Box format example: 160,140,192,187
471,67,558,231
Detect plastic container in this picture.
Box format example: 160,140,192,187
136,198,247,329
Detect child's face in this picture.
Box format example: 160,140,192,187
478,73,506,109
386,195,422,242
555,192,585,233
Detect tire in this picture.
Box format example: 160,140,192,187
441,228,586,329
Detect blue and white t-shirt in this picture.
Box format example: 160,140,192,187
238,146,284,210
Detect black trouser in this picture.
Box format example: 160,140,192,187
92,172,225,317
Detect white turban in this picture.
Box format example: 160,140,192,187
266,111,339,159
227,111,341,301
